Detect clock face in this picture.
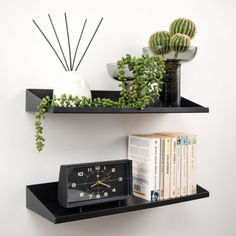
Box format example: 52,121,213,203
67,162,129,203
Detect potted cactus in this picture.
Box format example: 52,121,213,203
144,18,197,107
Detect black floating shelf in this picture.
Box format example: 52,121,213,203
26,89,209,113
26,182,209,224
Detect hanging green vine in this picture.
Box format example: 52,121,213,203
35,54,166,152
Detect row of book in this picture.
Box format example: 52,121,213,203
128,132,197,201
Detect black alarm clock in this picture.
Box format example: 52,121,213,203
58,159,132,208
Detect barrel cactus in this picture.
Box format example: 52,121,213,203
170,33,191,58
169,18,196,39
148,31,171,57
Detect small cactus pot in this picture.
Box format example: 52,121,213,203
159,59,182,107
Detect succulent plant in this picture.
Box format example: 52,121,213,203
170,33,191,58
148,31,171,57
169,18,196,39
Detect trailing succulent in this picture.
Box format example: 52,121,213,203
35,54,166,152
149,18,196,58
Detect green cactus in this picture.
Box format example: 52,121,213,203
148,31,171,57
169,18,196,39
170,33,191,58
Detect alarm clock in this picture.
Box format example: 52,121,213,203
58,159,132,208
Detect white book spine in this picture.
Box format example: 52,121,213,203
160,138,165,200
191,136,197,194
176,136,181,197
187,136,192,195
164,138,171,200
181,136,187,196
170,138,177,198
153,139,161,201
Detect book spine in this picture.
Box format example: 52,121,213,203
187,135,192,195
153,138,161,201
170,137,177,198
181,135,187,196
191,135,197,194
159,138,165,200
176,136,181,197
164,137,171,200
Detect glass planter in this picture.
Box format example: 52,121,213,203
106,63,134,90
143,46,197,107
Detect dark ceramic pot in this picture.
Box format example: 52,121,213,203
159,59,181,107
143,46,198,107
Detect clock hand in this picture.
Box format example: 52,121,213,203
90,175,111,189
90,182,98,188
99,182,111,188
100,175,111,183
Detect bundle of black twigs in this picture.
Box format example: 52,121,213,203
33,13,103,71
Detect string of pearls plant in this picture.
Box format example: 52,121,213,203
35,54,166,152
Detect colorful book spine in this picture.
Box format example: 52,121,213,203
176,136,181,197
170,137,177,198
164,137,171,200
181,135,187,196
188,135,197,195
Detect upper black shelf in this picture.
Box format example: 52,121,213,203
26,89,209,113
26,182,209,224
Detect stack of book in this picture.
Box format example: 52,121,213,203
128,132,197,201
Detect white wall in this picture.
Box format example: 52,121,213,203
0,0,235,235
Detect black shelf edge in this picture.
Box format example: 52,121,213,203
26,182,209,224
25,89,209,113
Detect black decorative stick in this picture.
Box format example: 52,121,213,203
71,19,87,70
32,19,67,71
75,17,103,71
48,14,70,71
64,13,72,71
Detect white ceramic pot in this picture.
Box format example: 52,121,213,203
53,71,91,99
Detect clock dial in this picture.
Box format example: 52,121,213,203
68,163,128,203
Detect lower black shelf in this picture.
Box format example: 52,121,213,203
26,182,209,224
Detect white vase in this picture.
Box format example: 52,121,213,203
53,71,92,99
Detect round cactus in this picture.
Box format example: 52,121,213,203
169,18,196,39
170,33,191,58
148,31,171,56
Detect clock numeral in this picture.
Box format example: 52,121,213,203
78,172,84,177
80,192,84,197
118,177,123,182
96,194,101,199
112,188,116,192
89,194,93,199
88,167,92,172
72,183,76,188
104,192,108,197
111,168,116,173
95,166,100,171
